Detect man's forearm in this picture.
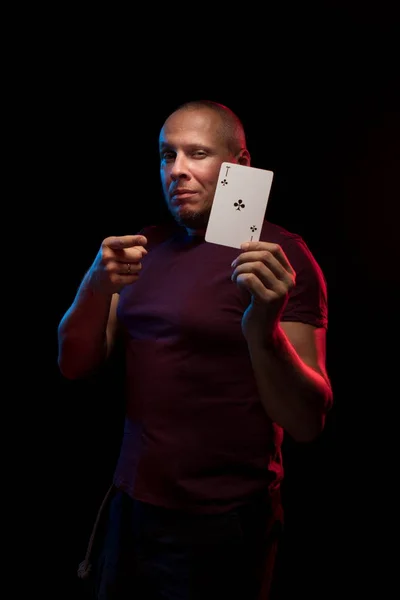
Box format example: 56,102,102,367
57,271,113,379
247,327,333,442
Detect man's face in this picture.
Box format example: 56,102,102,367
159,108,236,232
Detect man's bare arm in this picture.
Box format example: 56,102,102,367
57,234,147,379
58,282,119,379
247,322,333,442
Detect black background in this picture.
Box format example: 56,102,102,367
15,6,399,598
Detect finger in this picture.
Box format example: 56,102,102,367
232,263,289,295
232,250,292,282
239,242,294,275
105,235,148,251
123,247,148,262
116,261,143,276
234,272,277,303
104,246,147,267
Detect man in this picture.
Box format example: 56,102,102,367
58,100,333,599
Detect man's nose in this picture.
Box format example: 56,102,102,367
170,153,189,180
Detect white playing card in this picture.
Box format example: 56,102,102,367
205,162,274,249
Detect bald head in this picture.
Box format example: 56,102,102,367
164,100,248,157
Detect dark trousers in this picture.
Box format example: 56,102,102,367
95,489,282,600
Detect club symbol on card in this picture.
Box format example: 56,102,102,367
234,199,245,211
220,165,231,186
250,225,257,240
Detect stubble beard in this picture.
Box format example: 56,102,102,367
172,205,211,230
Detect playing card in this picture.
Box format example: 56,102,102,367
205,162,274,249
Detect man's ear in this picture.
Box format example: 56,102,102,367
236,148,251,166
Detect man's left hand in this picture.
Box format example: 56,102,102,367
231,241,296,342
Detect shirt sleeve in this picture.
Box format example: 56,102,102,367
280,236,328,329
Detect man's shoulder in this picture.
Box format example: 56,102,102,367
260,220,303,246
261,220,324,277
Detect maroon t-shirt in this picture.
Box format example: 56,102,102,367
113,220,328,514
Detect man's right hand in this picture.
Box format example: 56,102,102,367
89,234,148,294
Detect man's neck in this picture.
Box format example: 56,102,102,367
186,227,206,238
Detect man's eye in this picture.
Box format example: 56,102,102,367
161,152,175,161
193,151,206,158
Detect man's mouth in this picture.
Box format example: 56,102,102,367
171,190,197,204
